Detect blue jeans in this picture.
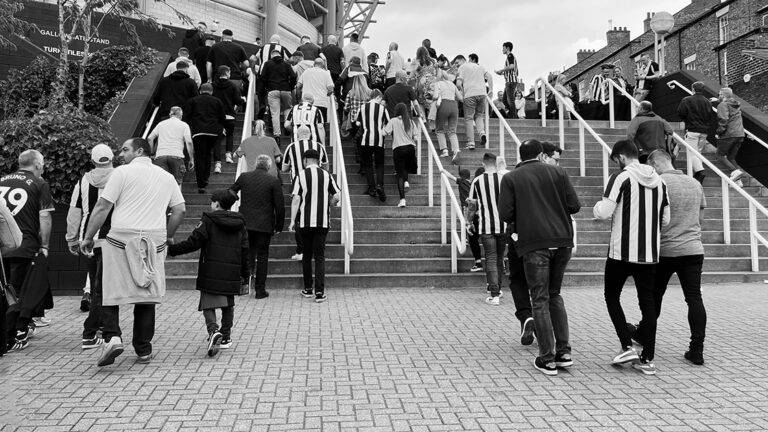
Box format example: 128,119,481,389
522,248,572,362
480,234,506,296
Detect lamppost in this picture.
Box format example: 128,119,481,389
650,12,675,75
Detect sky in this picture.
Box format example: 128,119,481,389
363,0,691,92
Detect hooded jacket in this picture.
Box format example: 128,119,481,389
626,112,673,155
343,42,368,70
66,167,115,246
182,28,204,55
716,99,745,139
593,162,670,263
183,93,226,136
677,93,713,133
153,70,199,115
261,56,297,92
168,210,249,296
498,160,581,256
211,77,244,118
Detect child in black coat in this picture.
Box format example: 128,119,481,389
169,190,249,357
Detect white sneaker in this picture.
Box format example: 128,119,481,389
32,317,51,327
214,162,222,174
452,150,461,163
440,149,449,157
611,347,640,365
291,253,303,261
735,179,743,188
404,181,410,192
97,336,125,367
485,296,500,306
398,199,406,207
730,169,743,180
225,152,234,164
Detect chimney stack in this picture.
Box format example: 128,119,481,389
607,26,631,46
643,12,653,33
577,49,596,63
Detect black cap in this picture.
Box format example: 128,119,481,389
303,149,320,160
222,29,233,36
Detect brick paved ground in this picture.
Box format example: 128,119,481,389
1,283,767,431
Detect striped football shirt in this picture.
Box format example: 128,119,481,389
356,101,389,147
283,139,329,180
287,102,325,143
291,165,340,229
469,172,505,235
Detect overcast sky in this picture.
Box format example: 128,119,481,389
363,0,691,91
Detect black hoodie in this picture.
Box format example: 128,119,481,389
169,210,249,296
153,70,199,115
677,93,714,133
261,56,297,92
212,77,244,117
182,28,204,55
183,93,226,136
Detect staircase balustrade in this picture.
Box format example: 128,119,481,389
484,95,523,163
328,97,355,274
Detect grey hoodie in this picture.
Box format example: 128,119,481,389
343,42,368,70
717,100,745,139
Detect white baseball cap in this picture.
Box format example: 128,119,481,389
91,144,114,163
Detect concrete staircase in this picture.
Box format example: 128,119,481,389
166,117,768,290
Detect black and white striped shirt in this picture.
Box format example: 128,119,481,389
255,43,293,73
283,139,329,180
599,169,670,263
291,165,340,229
469,172,505,235
287,102,325,143
66,174,113,243
356,101,389,147
504,53,518,84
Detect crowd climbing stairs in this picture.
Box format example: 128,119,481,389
166,116,768,290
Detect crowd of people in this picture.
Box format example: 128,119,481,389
0,29,721,379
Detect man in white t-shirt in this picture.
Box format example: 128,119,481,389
296,58,335,119
455,54,493,150
384,42,405,88
146,106,194,184
81,138,186,368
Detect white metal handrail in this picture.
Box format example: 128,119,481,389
666,80,768,152
605,78,768,269
485,95,523,163
534,77,612,187
141,106,160,139
413,112,467,272
328,97,355,273
231,74,256,213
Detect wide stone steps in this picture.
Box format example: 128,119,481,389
164,118,768,290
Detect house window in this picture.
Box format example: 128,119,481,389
719,14,729,45
684,54,697,71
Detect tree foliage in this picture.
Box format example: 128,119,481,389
0,0,37,51
0,108,117,201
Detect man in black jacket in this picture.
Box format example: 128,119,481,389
184,83,226,193
262,50,297,138
152,61,199,127
677,81,714,183
498,139,581,376
212,65,245,165
230,155,285,299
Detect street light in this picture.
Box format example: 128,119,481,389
650,11,675,75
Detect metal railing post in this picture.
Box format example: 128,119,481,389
499,119,505,160
428,140,434,207
722,177,731,245
540,84,546,127
579,123,586,177
485,99,491,149
608,84,615,128
440,179,447,245
686,146,693,177
558,100,565,149
450,203,457,273
750,202,759,271
416,129,422,175
602,148,610,188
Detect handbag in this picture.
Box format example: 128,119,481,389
0,250,19,310
239,276,251,296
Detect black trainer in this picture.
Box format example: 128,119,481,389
554,353,573,368
520,317,535,346
480,134,487,147
315,293,327,303
534,357,558,376
626,322,642,346
376,186,387,202
684,350,704,365
301,289,313,298
208,331,223,357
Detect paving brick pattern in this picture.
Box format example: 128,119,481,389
2,284,768,431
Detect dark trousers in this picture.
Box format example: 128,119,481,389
503,82,517,114
82,250,103,339
299,227,329,293
508,241,532,324
248,230,272,290
522,248,571,362
101,303,156,356
604,258,657,361
3,257,32,346
193,135,218,188
468,214,481,261
361,146,385,190
221,120,236,157
480,234,506,296
203,307,234,338
639,254,706,352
